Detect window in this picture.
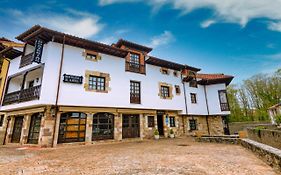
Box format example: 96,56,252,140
86,53,97,60
218,90,229,111
189,119,197,130
28,80,34,88
89,76,105,91
0,115,4,127
173,71,178,77
130,81,141,104
161,86,170,98
175,85,181,95
189,80,198,88
190,93,197,104
169,117,176,127
147,116,155,127
161,68,169,75
130,53,140,65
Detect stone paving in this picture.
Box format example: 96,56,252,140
0,137,280,175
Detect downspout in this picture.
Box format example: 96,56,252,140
181,74,188,134
52,35,65,147
204,85,210,135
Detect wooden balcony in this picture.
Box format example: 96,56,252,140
19,52,34,68
220,103,230,111
3,85,41,105
125,61,145,74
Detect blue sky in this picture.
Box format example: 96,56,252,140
1,0,281,84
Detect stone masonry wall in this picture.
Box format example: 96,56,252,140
247,128,281,150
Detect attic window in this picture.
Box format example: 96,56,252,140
189,80,198,88
175,85,181,95
160,68,169,75
84,50,101,62
173,71,178,77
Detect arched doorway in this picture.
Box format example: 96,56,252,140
58,112,86,143
92,112,114,141
28,113,42,144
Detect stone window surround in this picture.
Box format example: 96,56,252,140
158,82,173,100
84,70,111,93
83,50,101,62
160,67,170,75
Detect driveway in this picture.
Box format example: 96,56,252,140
0,137,279,175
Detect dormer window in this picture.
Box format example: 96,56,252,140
173,71,178,77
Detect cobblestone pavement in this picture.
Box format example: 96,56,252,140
0,137,280,175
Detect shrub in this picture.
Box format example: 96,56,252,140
170,129,174,135
275,115,281,125
154,129,159,135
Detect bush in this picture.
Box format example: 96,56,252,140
275,115,281,125
170,129,174,135
254,126,266,132
154,129,159,135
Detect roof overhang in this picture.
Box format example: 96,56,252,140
16,25,129,58
115,39,153,53
0,47,22,59
146,56,200,71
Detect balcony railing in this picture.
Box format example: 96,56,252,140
19,52,34,68
125,61,145,74
3,85,41,105
220,103,230,111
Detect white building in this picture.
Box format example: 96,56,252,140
0,25,233,147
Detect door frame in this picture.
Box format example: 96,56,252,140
11,116,24,143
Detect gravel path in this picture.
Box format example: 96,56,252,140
0,137,279,175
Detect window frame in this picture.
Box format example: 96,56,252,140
130,80,141,104
218,90,230,111
88,75,106,91
189,119,197,131
190,93,197,104
169,116,176,127
147,116,155,127
161,85,170,98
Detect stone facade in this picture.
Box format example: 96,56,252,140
2,106,226,147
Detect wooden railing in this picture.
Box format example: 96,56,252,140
220,103,230,111
3,85,41,105
125,61,145,74
19,52,34,68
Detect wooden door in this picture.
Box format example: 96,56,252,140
58,112,86,143
28,114,41,144
92,113,114,141
11,116,24,143
157,115,164,135
122,114,140,138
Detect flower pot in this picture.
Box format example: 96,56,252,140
170,134,175,138
154,135,160,140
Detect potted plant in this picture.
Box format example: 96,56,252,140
154,129,160,140
169,129,175,138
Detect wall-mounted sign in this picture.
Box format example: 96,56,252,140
165,115,169,125
33,39,44,63
63,74,83,84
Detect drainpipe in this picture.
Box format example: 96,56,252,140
181,74,188,134
52,35,65,147
204,85,210,135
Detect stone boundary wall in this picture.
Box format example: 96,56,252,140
241,139,281,172
229,121,274,134
247,128,281,150
195,136,240,145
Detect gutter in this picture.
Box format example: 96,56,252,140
52,35,65,147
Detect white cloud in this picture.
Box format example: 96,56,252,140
99,0,138,6
149,31,174,48
99,0,281,31
6,9,104,38
200,19,216,28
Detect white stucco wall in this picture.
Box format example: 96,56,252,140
1,41,230,115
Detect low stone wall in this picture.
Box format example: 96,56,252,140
241,139,281,172
229,121,274,134
195,136,240,144
247,128,281,150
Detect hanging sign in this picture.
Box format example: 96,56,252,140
33,39,44,63
63,74,83,84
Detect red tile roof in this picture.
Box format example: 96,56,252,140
196,73,233,80
183,73,234,86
